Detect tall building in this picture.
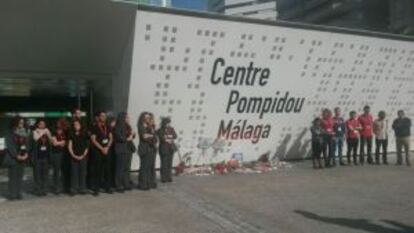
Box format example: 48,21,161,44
277,0,390,33
390,0,414,35
220,0,278,20
130,0,208,10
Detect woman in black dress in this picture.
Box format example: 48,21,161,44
114,112,136,192
4,117,31,200
67,120,89,195
32,118,52,196
157,117,177,182
137,112,157,190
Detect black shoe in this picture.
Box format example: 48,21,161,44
116,188,125,193
125,186,132,191
106,189,113,194
16,194,23,200
92,190,99,196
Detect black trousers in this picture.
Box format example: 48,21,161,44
347,138,359,165
71,158,87,193
322,135,334,166
115,152,132,189
50,152,63,192
160,146,174,181
375,139,388,164
8,162,25,199
311,141,322,168
34,158,49,193
90,151,112,192
62,153,71,193
360,136,373,164
138,149,157,189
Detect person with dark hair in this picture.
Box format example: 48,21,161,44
392,110,411,166
90,111,113,195
157,117,178,182
32,118,52,196
320,109,335,167
108,116,117,189
68,120,89,195
333,107,346,166
50,122,67,195
310,117,323,169
4,117,31,200
72,108,82,122
137,112,157,190
373,111,388,165
359,105,374,165
114,112,136,192
346,111,362,165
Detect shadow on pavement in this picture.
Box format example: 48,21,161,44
294,210,414,233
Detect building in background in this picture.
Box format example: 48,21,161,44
277,0,389,33
390,0,414,35
217,0,278,20
130,0,208,11
208,0,414,36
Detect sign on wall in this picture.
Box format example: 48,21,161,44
127,7,414,167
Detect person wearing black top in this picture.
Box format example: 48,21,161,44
392,110,412,166
108,116,117,189
137,112,157,190
310,118,323,169
114,112,136,192
90,111,113,195
50,122,67,195
4,117,31,200
157,117,177,182
32,118,52,196
68,120,89,195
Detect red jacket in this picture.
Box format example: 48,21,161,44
321,116,334,135
359,114,373,137
346,118,361,139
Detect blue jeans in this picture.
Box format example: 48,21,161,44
333,137,344,163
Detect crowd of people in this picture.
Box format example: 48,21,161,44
3,109,177,201
310,106,412,169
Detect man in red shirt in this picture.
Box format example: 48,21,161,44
320,109,335,167
359,106,374,165
346,111,362,165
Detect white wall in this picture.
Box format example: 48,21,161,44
127,9,414,167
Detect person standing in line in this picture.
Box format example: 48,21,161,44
32,118,52,196
373,111,389,165
50,118,68,195
359,106,374,165
346,111,362,165
392,110,412,166
310,118,323,169
90,111,113,195
68,120,89,195
114,112,136,192
157,117,178,182
333,107,346,166
137,112,158,190
108,116,117,189
320,109,335,167
4,117,31,200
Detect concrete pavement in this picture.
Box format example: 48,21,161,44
0,155,413,233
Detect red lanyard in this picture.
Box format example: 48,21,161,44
98,123,108,137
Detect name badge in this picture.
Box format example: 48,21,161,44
20,145,26,150
337,128,342,132
102,138,109,145
40,146,47,151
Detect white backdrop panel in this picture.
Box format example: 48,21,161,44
127,9,414,168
